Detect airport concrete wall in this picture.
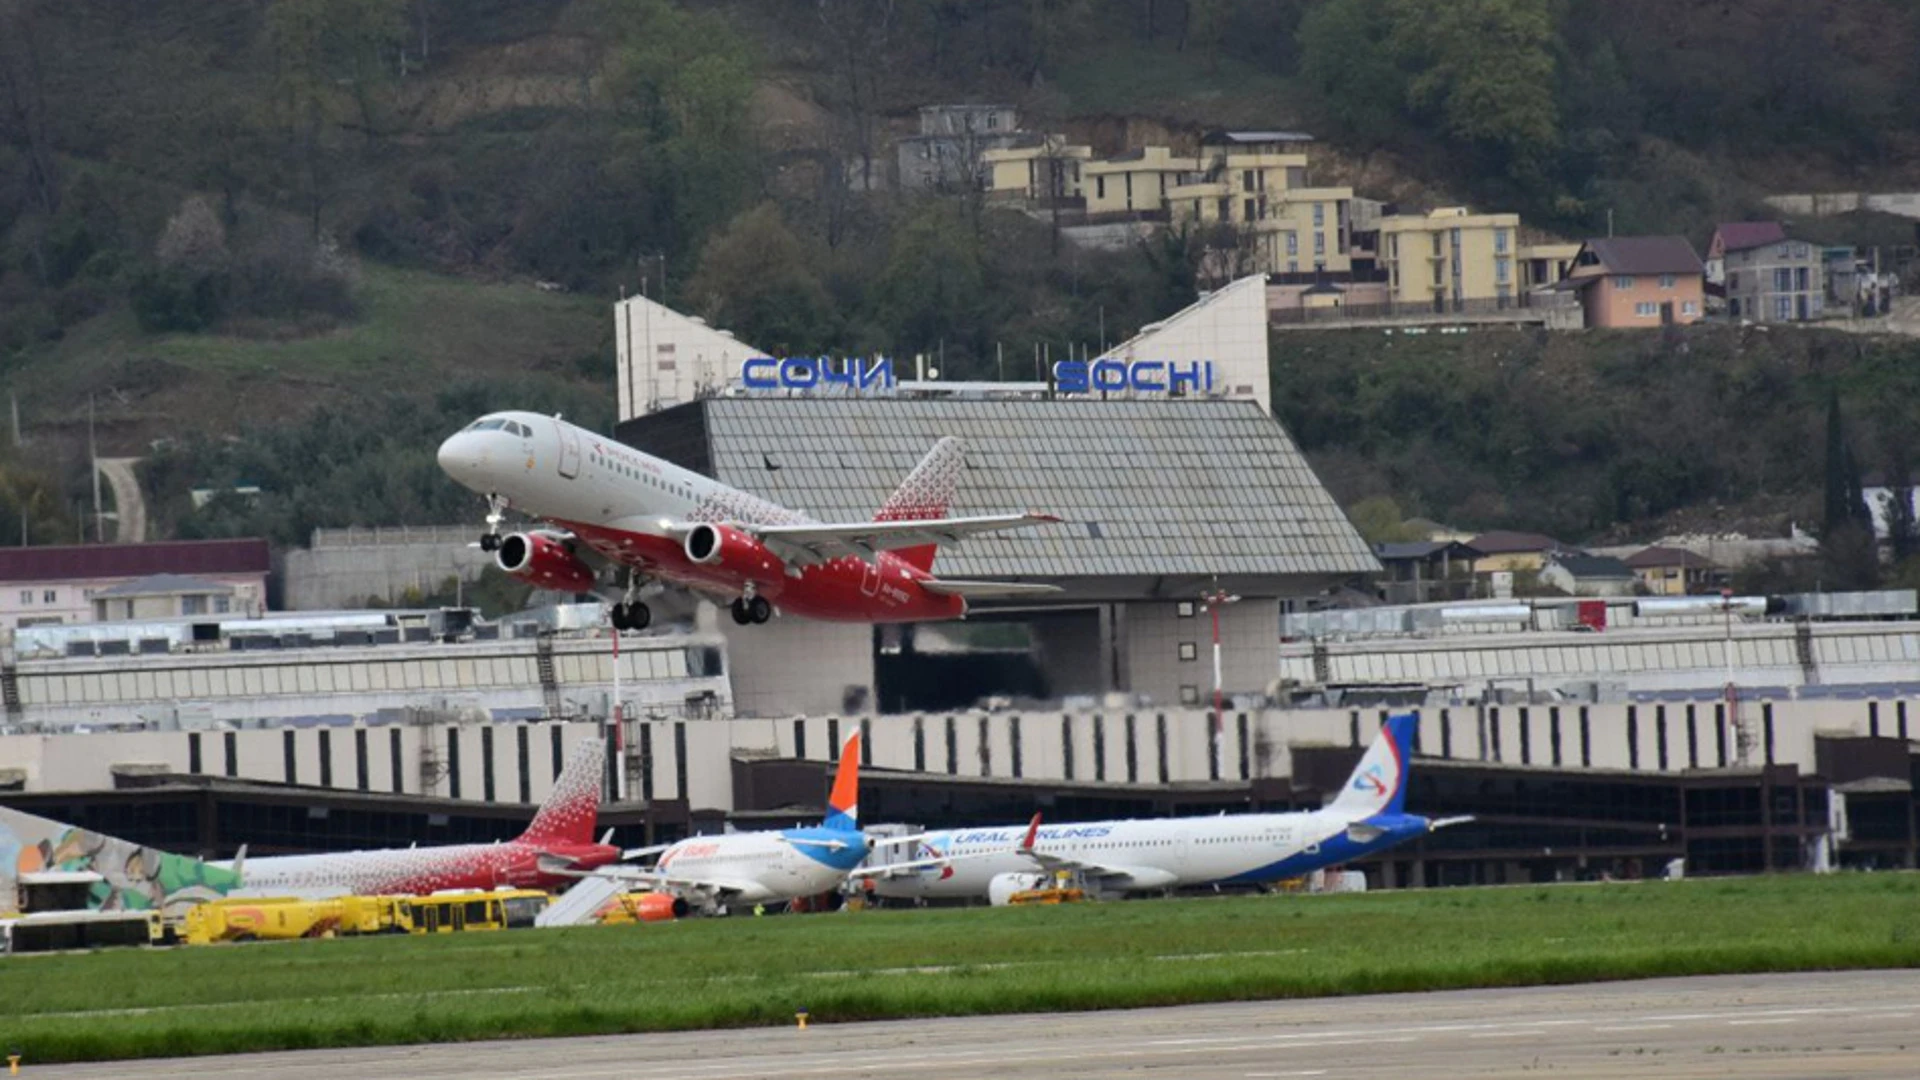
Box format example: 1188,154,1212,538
281,527,493,611
5,699,1913,813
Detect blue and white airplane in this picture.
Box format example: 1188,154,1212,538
587,732,875,915
864,713,1466,903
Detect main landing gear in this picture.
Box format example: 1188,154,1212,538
610,601,652,632
477,493,508,553
610,574,651,632
730,595,772,626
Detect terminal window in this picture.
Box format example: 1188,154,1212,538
1176,601,1195,618
1180,685,1199,705
1178,642,1197,662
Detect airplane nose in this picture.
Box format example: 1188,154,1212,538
437,432,481,476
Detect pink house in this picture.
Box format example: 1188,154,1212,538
0,539,271,627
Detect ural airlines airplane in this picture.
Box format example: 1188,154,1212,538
586,732,888,914
864,714,1465,904
436,412,1059,630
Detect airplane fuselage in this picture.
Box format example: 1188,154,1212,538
216,838,620,899
437,412,965,623
653,826,870,908
867,809,1432,901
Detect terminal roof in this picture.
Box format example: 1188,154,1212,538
617,399,1377,590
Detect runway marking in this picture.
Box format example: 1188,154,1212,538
1468,1030,1543,1039
1593,1024,1675,1033
1728,1018,1801,1026
1246,1072,1328,1077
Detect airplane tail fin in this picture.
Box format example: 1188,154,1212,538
1326,712,1416,820
520,738,605,848
875,436,967,572
821,731,862,832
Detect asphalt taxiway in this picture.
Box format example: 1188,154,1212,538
31,969,1920,1078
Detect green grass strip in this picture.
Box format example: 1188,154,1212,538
3,873,1918,1064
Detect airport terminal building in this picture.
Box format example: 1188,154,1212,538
611,275,1375,717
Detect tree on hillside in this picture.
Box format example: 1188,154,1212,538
263,0,408,239
1297,0,1405,150
684,204,837,355
873,202,988,373
599,0,760,262
1822,388,1871,536
1385,0,1560,182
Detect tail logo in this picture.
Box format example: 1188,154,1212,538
1353,764,1389,797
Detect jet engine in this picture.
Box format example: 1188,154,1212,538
495,532,597,594
986,872,1050,907
629,892,690,922
682,523,785,577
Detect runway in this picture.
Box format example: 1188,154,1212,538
32,969,1920,1078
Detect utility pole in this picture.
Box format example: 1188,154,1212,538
88,396,103,544
609,620,627,802
1202,586,1240,780
1724,587,1751,766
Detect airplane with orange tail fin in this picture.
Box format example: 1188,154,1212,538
575,732,873,915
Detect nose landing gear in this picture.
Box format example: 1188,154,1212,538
478,494,509,552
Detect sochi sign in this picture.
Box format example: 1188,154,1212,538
741,356,896,393
1052,359,1215,395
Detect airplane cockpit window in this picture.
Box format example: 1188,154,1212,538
468,418,509,432
504,422,530,437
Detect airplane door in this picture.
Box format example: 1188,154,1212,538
860,559,881,597
556,421,581,479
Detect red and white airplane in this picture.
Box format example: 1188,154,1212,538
436,411,1060,630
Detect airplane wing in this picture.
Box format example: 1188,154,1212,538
919,580,1062,599
1006,814,1163,888
747,513,1060,567
566,864,758,903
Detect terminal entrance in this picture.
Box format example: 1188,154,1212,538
874,608,1112,714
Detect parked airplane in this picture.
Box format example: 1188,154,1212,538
0,740,621,912
437,412,1060,630
217,739,621,897
583,731,874,914
861,713,1465,904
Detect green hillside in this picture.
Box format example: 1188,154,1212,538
4,0,1920,549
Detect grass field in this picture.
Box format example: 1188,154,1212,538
3,874,1918,1064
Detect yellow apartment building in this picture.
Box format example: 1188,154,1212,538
981,136,1093,203
1379,208,1522,310
1519,241,1580,290
1084,147,1196,216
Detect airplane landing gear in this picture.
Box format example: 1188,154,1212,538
730,596,772,625
610,602,652,632
611,573,651,632
478,493,509,552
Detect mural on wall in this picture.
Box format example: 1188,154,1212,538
0,807,240,916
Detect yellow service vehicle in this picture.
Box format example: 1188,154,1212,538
407,889,548,934
1005,886,1087,905
183,897,345,945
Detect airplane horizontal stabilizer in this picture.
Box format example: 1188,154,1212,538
920,580,1063,599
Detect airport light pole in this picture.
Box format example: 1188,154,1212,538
1202,588,1240,778
609,621,627,802
1722,586,1747,766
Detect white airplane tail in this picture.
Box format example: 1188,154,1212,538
876,436,966,572
1326,713,1416,821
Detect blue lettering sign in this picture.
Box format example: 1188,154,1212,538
741,357,780,389
739,356,897,393
1053,360,1216,395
